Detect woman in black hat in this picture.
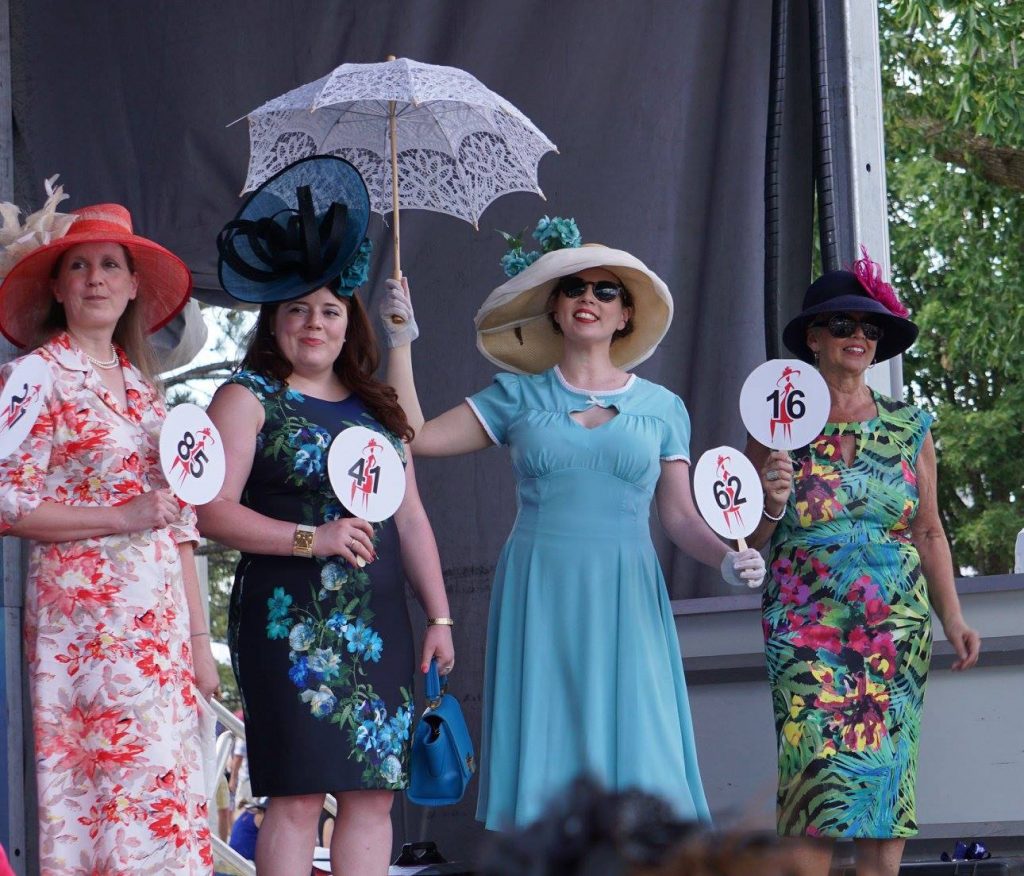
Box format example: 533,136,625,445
745,250,980,876
199,157,453,876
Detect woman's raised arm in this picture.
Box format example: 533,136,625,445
380,275,492,457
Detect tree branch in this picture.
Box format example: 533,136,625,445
162,359,238,388
906,116,1024,192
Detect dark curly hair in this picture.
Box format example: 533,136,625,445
546,274,635,341
478,777,798,876
239,282,413,442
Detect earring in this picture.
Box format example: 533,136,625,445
813,351,819,366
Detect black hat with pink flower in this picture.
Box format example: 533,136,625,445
783,247,919,364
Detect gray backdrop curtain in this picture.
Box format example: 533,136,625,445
13,0,773,858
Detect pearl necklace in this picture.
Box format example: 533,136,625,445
85,345,119,370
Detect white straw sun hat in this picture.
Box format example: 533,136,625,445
474,243,673,375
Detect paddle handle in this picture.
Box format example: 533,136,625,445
737,536,748,551
386,56,406,324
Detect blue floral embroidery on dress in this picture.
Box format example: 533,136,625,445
239,367,414,790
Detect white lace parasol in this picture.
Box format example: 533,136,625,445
240,57,557,232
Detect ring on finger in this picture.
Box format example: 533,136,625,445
766,469,781,482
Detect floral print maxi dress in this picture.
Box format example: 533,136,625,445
225,371,414,796
0,333,212,874
763,391,934,838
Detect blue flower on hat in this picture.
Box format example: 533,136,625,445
500,247,540,278
499,216,582,277
533,215,581,252
336,237,373,297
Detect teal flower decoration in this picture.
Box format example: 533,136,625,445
266,617,292,640
500,247,540,278
309,647,343,682
267,587,293,620
338,237,373,296
533,215,581,252
498,216,583,277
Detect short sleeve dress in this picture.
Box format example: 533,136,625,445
225,371,414,796
0,332,212,874
762,391,934,838
466,366,710,829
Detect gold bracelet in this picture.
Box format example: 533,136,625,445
292,523,316,558
427,617,455,627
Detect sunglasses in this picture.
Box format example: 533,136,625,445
811,314,885,342
556,277,625,303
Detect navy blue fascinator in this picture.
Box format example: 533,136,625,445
217,156,370,304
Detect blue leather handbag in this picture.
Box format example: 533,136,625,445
407,659,476,807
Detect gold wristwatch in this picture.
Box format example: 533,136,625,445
292,524,316,558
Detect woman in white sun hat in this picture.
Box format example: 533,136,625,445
380,218,765,829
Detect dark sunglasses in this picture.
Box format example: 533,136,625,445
811,314,885,342
556,277,625,303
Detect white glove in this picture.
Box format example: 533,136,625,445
378,277,420,348
721,548,766,589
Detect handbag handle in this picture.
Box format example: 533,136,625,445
425,657,448,707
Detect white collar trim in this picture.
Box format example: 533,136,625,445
553,365,636,397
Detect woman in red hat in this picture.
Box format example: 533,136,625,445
0,185,216,873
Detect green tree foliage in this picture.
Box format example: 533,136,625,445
881,1,1024,573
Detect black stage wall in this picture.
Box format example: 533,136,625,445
12,0,778,858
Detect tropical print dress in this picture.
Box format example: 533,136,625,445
763,391,934,838
225,371,414,796
0,332,212,874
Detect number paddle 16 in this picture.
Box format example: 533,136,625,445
692,445,765,548
739,358,830,451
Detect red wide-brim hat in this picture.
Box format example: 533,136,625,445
0,203,193,348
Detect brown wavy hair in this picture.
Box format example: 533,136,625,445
239,286,413,442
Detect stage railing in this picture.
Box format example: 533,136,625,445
207,698,337,875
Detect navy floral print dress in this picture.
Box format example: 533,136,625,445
226,371,413,796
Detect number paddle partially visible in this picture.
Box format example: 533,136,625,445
159,404,227,505
692,446,765,548
0,355,50,461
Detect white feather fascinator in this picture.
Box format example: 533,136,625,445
0,175,77,280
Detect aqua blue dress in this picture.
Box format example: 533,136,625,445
468,366,710,829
